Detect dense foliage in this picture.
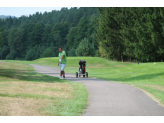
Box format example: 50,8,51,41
96,7,164,62
1,7,164,62
0,7,99,60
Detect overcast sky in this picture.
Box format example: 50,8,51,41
0,7,71,17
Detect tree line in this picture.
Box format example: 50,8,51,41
0,7,99,60
96,7,164,62
1,7,164,62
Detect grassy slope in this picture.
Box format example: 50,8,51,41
2,57,164,106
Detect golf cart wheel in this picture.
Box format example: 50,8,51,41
79,75,81,77
76,72,78,78
83,75,85,78
86,72,88,78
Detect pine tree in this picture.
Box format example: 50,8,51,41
96,7,124,60
119,7,164,62
66,27,78,50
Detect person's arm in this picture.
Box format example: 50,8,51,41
61,55,64,60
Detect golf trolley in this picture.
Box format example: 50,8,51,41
76,60,88,78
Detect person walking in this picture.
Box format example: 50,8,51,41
58,47,66,79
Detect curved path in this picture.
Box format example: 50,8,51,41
30,64,164,116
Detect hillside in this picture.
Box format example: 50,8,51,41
0,7,99,60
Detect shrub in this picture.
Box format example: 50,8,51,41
25,49,37,61
68,48,76,56
76,37,95,56
42,47,55,57
6,50,17,60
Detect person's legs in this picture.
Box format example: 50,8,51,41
63,71,65,78
60,64,66,78
59,63,63,78
60,71,63,76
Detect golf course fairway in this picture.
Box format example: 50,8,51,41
2,57,164,107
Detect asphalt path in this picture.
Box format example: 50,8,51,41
30,64,164,116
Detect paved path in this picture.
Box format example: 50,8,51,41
30,64,164,116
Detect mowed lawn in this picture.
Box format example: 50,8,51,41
2,57,164,107
0,62,89,116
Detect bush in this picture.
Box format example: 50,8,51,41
95,50,101,57
6,50,17,60
25,49,37,61
42,47,55,57
68,48,76,56
76,37,95,56
1,45,10,59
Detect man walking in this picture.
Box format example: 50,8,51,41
58,47,66,79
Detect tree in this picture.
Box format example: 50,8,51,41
76,37,95,56
28,23,44,47
48,22,63,47
5,16,13,28
6,50,17,60
0,45,10,59
61,21,69,44
0,27,2,46
54,33,63,47
96,7,164,62
66,27,78,50
96,7,124,60
0,29,9,49
68,48,76,56
119,8,164,62
73,7,82,25
12,17,18,27
66,12,74,24
87,14,97,39
52,22,62,35
35,23,45,44
41,25,52,46
74,16,89,48
0,7,100,60
8,28,23,56
35,44,46,58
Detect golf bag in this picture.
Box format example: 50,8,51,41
79,60,86,74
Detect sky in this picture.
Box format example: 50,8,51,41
0,7,71,17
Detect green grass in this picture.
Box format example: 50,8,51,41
1,56,164,107
42,82,89,116
0,62,89,116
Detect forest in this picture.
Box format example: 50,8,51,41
0,7,164,62
0,7,99,60
96,7,164,62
